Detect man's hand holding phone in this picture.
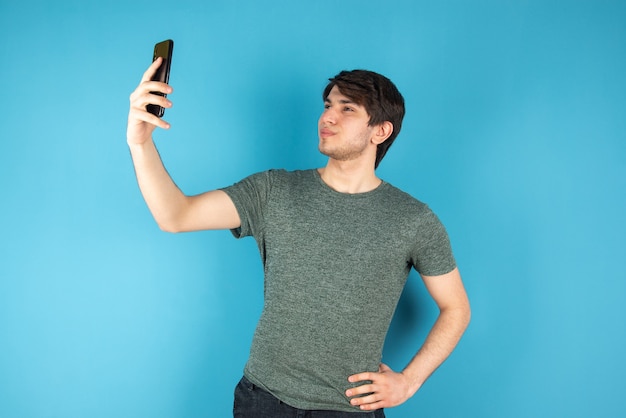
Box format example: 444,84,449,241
127,40,174,147
127,58,174,146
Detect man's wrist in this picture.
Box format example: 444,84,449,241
127,136,153,151
401,367,425,396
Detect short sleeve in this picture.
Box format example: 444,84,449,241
220,170,273,239
411,207,457,276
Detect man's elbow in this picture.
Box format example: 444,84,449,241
155,218,185,234
459,296,471,327
462,303,471,330
445,299,471,331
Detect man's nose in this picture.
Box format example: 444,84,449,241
321,108,337,124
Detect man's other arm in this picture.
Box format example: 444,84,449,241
346,267,471,410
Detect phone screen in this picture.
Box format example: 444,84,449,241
147,39,174,117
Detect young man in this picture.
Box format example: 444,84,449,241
127,58,471,417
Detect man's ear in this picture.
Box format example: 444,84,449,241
372,121,394,145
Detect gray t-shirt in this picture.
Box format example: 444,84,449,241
222,169,456,412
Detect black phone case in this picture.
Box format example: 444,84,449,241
147,39,174,117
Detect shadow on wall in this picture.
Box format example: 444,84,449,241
383,270,436,367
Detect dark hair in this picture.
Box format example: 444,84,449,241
323,70,405,168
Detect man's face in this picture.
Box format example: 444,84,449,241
318,86,376,163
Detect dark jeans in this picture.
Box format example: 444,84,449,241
233,376,386,418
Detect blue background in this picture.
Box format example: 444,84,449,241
1,1,625,417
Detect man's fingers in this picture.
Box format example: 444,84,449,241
143,92,172,110
348,372,375,383
131,81,173,100
135,59,173,99
130,90,172,112
349,392,379,406
356,400,385,411
141,57,163,83
129,107,170,130
346,383,375,398
346,384,389,411
346,365,411,410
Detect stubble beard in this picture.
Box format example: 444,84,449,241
318,130,373,162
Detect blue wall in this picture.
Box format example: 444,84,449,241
1,1,625,417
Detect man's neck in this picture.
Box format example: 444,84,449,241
317,160,381,194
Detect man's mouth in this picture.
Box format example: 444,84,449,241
319,128,335,139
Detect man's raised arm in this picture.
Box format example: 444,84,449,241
127,58,240,233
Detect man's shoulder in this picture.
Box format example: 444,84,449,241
231,168,313,185
254,168,316,180
380,182,429,211
263,168,320,188
230,168,318,197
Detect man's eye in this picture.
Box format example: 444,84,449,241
344,107,354,112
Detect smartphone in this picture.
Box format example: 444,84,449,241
147,39,174,117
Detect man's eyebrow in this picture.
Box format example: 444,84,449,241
324,97,356,104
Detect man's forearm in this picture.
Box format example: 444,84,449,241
128,139,188,232
345,302,470,411
402,304,471,395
